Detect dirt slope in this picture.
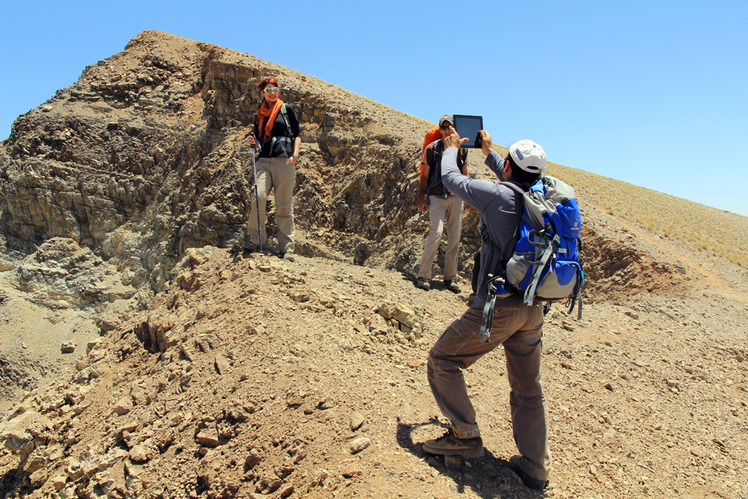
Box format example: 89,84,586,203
1,240,746,498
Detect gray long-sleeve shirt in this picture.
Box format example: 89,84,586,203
440,148,524,308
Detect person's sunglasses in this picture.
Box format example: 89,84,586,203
263,87,280,93
440,125,452,130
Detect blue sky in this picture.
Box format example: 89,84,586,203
2,0,747,216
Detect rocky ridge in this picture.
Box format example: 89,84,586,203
0,30,746,498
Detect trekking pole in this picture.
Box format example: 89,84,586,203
251,144,264,255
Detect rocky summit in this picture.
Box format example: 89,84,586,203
1,30,747,498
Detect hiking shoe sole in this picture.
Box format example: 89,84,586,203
422,431,484,458
508,455,548,491
422,442,484,458
416,279,431,290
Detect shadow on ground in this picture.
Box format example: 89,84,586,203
396,417,545,498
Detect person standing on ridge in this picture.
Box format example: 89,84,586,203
422,126,552,491
246,77,301,261
415,115,468,292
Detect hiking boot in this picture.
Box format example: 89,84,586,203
243,240,260,253
282,250,295,262
415,278,431,290
422,429,484,458
443,280,460,293
508,455,548,491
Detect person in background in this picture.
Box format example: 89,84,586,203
421,123,441,162
422,127,551,491
415,115,468,292
246,77,301,261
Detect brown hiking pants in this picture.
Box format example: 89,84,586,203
427,297,551,480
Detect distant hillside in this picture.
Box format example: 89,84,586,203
1,29,707,304
552,163,748,269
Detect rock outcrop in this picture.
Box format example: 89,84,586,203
0,30,440,293
0,30,686,300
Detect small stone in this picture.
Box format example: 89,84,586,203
114,421,139,441
349,437,371,454
86,339,102,353
350,412,365,431
61,341,76,354
406,357,422,368
196,429,221,447
23,451,47,473
341,464,363,477
245,449,262,469
215,355,230,375
288,290,311,303
29,468,48,488
129,445,149,462
50,474,67,491
279,485,295,498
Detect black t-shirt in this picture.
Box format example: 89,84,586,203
425,139,468,195
253,104,301,158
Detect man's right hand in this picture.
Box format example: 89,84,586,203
443,127,469,149
417,196,428,211
479,130,492,156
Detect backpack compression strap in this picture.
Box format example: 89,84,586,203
521,229,557,306
479,246,503,342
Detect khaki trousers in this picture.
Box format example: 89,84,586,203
247,156,295,252
427,298,551,480
417,195,463,281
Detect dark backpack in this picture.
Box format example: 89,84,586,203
427,140,467,194
478,176,584,341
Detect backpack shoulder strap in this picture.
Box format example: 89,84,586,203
427,140,443,189
280,103,294,138
458,147,468,166
500,180,547,230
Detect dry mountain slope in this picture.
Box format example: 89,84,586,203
1,245,746,498
1,30,747,498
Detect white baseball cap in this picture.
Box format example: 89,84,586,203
509,140,547,174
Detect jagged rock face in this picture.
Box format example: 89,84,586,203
0,30,685,299
0,30,443,292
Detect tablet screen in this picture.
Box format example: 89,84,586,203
452,115,484,148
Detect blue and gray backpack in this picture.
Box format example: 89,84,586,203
479,176,584,341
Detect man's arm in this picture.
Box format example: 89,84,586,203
441,129,502,212
476,130,507,180
485,150,507,181
417,145,434,211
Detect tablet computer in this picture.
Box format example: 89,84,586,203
452,114,484,148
